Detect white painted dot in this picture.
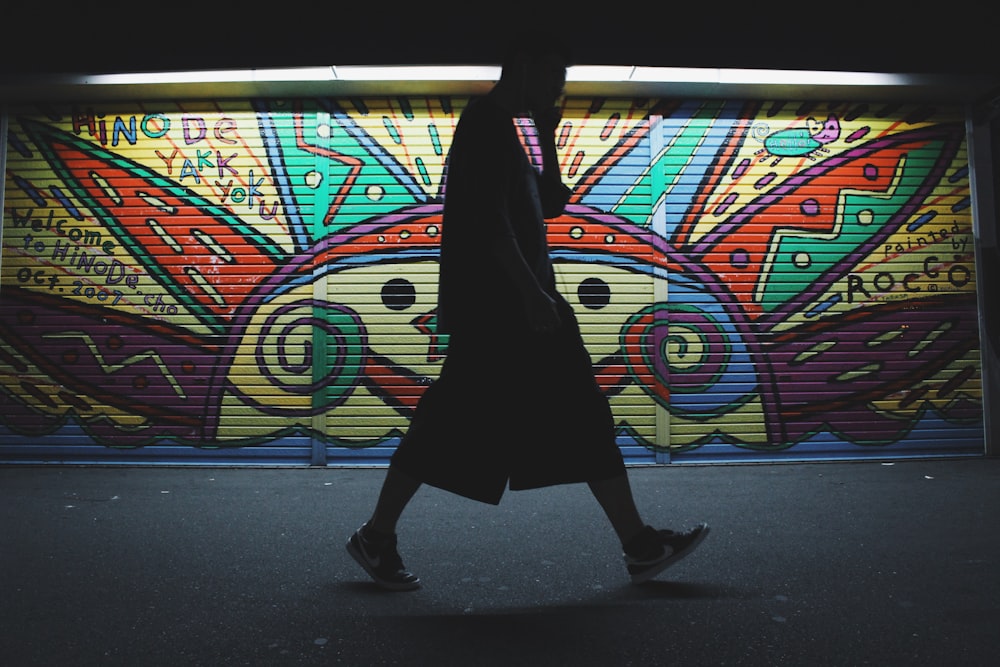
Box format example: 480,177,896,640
304,171,322,188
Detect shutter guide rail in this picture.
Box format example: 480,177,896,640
311,110,332,465
649,114,671,463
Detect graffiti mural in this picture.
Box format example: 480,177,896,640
0,96,983,462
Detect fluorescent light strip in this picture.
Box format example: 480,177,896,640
80,64,915,88
717,68,914,87
332,65,500,81
84,67,336,85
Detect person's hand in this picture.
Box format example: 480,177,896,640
533,105,562,137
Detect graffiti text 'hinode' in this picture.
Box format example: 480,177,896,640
71,107,278,218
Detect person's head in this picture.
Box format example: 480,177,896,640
496,32,572,114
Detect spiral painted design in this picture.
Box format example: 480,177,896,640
663,298,757,420
248,299,366,415
663,303,733,394
750,122,771,142
622,296,757,420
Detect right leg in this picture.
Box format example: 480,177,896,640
587,472,646,544
367,465,422,534
346,465,422,591
588,472,709,583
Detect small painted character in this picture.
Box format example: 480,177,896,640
754,115,841,166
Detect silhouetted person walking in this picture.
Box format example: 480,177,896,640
347,34,708,591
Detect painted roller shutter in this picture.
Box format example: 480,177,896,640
551,98,665,463
308,97,667,465
0,101,318,463
659,100,983,461
0,95,984,465
311,97,458,464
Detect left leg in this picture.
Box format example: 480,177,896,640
587,473,645,544
588,472,710,584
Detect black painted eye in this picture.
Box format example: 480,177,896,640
577,277,611,310
381,278,416,311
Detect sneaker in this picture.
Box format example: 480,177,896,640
346,524,421,591
624,523,709,584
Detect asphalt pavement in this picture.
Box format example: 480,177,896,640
2,458,998,666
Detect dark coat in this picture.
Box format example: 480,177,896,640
390,96,625,504
435,95,569,337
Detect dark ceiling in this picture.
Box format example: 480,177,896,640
2,6,997,77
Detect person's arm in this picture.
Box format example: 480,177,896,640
533,106,572,218
489,106,566,333
484,113,562,333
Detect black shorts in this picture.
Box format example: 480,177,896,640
390,298,625,504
